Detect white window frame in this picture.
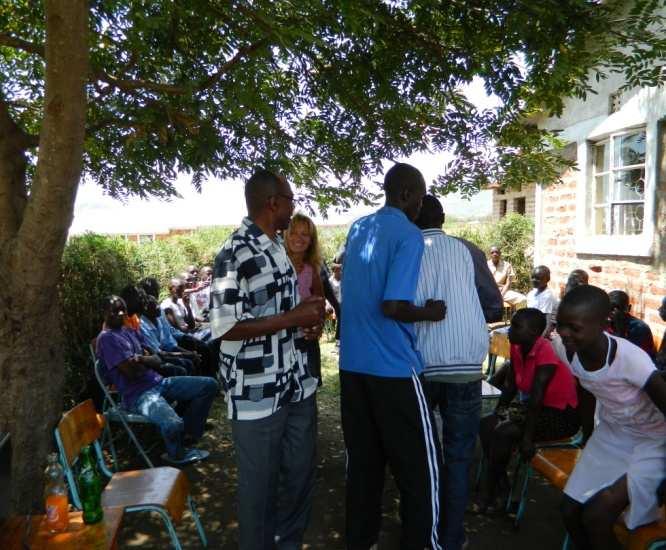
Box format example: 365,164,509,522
574,121,658,257
590,128,646,237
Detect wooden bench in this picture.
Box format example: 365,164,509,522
531,448,666,549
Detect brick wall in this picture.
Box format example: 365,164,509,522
492,182,536,219
536,169,666,344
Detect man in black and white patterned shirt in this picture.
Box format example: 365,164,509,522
210,168,324,550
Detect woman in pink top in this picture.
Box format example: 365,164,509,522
285,213,324,381
478,308,580,514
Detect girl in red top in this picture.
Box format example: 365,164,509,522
478,308,580,513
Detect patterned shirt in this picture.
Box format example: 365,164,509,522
210,217,316,420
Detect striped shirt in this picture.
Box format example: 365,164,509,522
210,217,316,421
414,229,489,381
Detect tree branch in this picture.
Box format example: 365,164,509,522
0,32,45,57
91,39,268,97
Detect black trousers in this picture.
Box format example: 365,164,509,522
340,370,443,550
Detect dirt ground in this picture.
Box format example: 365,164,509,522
115,342,569,549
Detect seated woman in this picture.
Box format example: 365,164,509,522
479,308,580,513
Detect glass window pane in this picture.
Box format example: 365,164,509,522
595,143,609,173
593,206,608,235
611,203,644,235
614,168,645,201
595,175,609,203
613,131,646,167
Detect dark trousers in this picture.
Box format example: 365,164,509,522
340,370,443,550
425,379,482,550
231,395,317,550
176,334,216,376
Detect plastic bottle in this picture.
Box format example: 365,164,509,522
77,445,104,525
44,452,69,533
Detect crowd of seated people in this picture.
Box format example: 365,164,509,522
94,266,220,466
482,257,666,548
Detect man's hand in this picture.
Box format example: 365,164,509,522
288,296,325,328
303,323,323,341
424,299,446,322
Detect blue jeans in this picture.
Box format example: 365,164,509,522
231,395,317,550
131,376,219,459
425,379,482,550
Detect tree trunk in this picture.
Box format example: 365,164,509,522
0,0,88,514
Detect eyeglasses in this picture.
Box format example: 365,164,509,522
274,193,296,204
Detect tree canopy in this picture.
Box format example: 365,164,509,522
1,1,665,209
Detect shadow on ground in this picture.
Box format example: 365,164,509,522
113,342,568,549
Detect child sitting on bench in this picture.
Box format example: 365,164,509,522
558,285,666,550
479,308,580,513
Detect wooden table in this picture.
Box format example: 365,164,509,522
0,506,124,549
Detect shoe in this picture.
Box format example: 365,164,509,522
161,448,210,466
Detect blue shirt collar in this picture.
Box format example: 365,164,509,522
379,205,409,221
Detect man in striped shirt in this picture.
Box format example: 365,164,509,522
414,195,502,550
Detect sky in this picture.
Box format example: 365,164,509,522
69,78,500,236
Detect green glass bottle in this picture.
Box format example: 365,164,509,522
77,445,104,525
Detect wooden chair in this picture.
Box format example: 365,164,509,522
486,329,511,379
532,448,666,550
54,399,208,549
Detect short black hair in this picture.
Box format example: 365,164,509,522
568,269,589,283
533,265,551,278
414,194,444,229
245,169,282,214
559,284,611,321
608,289,629,309
383,163,425,201
139,277,160,299
102,294,124,315
512,307,547,335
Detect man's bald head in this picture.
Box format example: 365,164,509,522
384,163,426,202
383,163,426,221
245,169,284,216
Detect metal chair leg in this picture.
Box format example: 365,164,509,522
126,505,183,550
189,496,208,547
117,414,154,468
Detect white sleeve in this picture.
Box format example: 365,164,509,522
621,341,657,388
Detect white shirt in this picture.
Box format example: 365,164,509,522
160,297,188,330
571,334,666,438
414,229,488,379
526,287,559,330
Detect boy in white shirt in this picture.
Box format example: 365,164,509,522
526,265,558,335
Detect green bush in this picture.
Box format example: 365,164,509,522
60,234,143,405
448,213,534,293
59,227,234,407
318,225,348,264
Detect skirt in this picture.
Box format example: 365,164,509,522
497,402,580,442
564,420,666,529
